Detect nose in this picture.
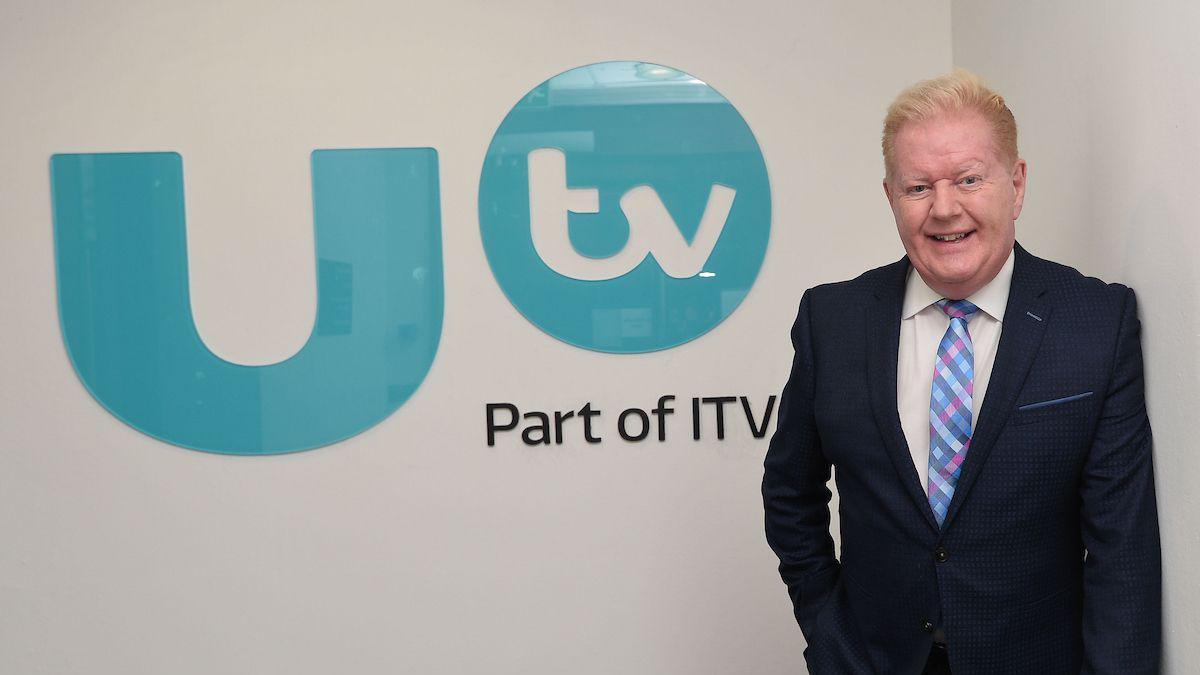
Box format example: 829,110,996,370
930,181,963,221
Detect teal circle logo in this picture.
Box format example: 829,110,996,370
479,61,771,353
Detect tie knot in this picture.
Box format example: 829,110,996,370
937,298,979,321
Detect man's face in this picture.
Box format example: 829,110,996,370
883,111,1026,299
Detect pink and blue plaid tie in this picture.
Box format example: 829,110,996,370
928,298,979,527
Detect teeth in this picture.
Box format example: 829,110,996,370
934,233,968,241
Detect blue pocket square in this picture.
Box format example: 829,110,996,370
1017,391,1094,411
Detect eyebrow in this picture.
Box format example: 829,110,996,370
900,161,986,182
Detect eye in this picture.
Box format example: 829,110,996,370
961,175,981,186
908,185,928,195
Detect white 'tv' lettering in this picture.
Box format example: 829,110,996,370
527,148,735,281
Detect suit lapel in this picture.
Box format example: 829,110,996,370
865,256,941,534
940,243,1051,531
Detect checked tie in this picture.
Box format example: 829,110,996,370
928,298,979,527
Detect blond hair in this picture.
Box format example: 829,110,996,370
882,69,1018,179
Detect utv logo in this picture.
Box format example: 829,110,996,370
479,61,770,352
50,61,770,455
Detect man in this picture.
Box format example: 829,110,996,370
762,70,1161,674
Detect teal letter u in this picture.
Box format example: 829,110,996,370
50,149,443,455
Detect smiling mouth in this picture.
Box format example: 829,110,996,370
929,231,974,243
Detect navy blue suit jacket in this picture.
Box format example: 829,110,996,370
762,243,1161,674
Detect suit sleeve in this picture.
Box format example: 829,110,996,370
762,289,840,639
1080,287,1162,674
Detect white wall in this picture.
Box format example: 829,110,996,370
953,2,1200,671
0,1,951,673
10,2,1190,673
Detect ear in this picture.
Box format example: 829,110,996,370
882,178,894,203
1010,158,1027,220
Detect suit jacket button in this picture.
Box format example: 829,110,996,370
922,620,935,633
935,547,949,563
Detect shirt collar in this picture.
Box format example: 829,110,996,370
901,247,1015,322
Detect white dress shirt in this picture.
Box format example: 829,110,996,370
897,249,1014,491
